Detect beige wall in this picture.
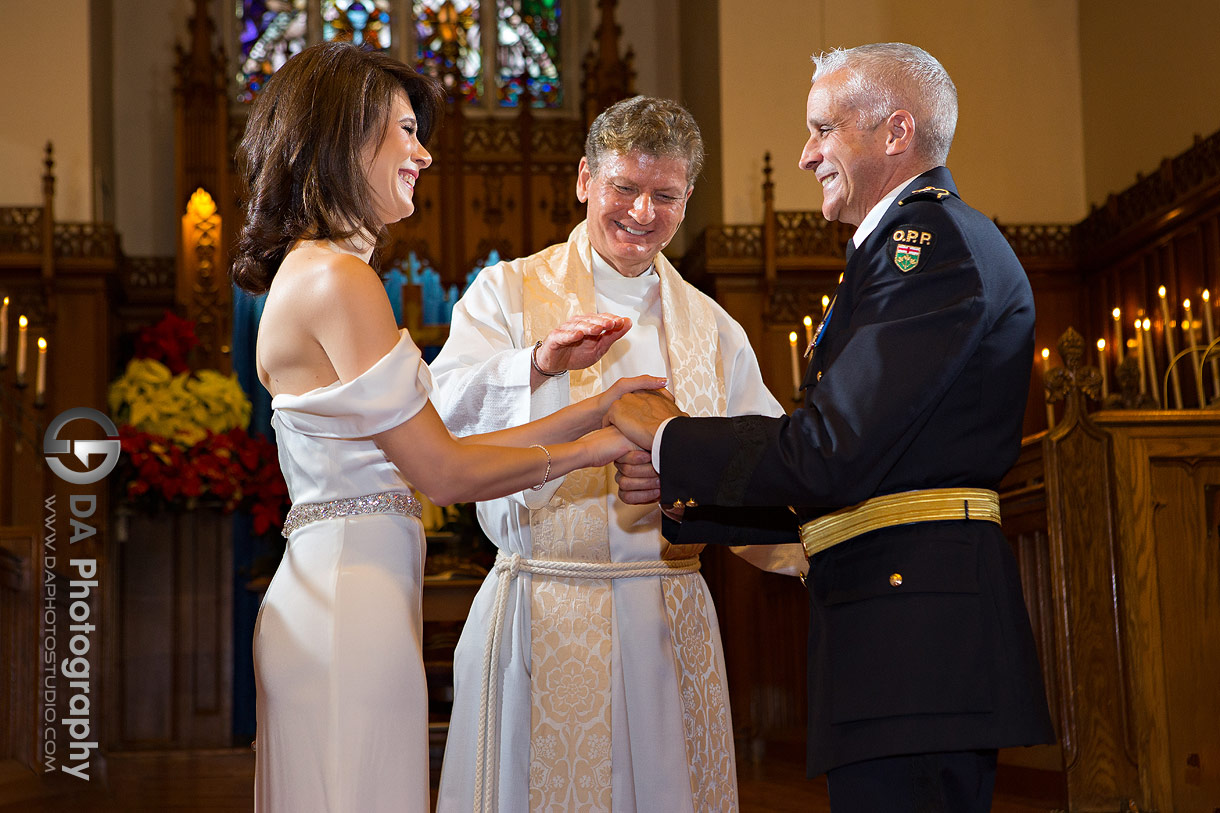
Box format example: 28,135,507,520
0,0,95,220
112,0,192,256
715,0,821,224
711,0,1088,225
617,0,682,103
1079,0,1220,205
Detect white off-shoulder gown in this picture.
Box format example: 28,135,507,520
254,330,433,813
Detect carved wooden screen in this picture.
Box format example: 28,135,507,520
1077,131,1220,410
381,103,586,285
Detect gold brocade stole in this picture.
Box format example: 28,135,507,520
522,222,737,811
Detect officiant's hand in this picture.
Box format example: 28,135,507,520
605,390,685,451
613,449,662,505
532,313,632,388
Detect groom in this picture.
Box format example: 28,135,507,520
609,43,1055,812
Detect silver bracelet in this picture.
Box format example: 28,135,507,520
529,444,552,491
531,340,568,377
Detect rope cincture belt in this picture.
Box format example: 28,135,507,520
799,487,1002,558
473,551,701,813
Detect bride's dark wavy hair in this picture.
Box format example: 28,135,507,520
232,42,445,294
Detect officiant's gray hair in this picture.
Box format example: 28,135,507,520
584,96,704,188
812,42,958,165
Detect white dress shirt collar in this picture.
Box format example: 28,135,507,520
590,247,656,280
851,173,923,248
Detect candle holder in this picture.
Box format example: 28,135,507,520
1203,338,1220,409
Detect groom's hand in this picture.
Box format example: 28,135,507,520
606,390,684,451
613,449,661,505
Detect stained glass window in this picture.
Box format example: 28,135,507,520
235,0,563,109
413,0,483,104
495,0,561,108
322,0,393,49
236,0,309,104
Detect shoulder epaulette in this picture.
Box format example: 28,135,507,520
898,186,954,206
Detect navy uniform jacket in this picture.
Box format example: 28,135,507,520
659,167,1055,775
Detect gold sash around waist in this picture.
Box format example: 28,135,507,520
799,487,1001,558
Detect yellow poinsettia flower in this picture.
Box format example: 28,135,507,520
109,359,253,447
187,370,252,432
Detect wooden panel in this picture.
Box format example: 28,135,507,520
998,442,1064,779
1043,409,1135,809
462,172,526,271
0,527,38,770
530,170,582,250
1098,412,1220,812
119,512,175,745
701,545,807,755
1148,459,1220,812
117,510,233,749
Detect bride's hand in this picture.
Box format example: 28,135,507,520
581,425,640,467
593,375,672,422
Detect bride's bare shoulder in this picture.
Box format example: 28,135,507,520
270,241,385,314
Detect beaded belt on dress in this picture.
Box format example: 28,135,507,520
473,550,701,813
281,491,422,538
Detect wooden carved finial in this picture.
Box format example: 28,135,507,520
580,0,636,132
42,142,54,187
1104,355,1157,409
42,141,55,214
762,152,776,289
41,141,56,286
1045,327,1103,423
174,0,225,95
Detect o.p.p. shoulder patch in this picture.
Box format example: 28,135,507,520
888,226,935,273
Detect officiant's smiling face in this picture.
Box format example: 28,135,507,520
577,150,693,278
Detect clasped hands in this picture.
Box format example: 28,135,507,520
605,389,686,510
540,312,687,509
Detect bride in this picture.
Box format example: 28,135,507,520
232,42,661,812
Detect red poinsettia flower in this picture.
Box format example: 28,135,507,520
134,311,199,375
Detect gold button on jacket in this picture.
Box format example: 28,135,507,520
889,573,903,587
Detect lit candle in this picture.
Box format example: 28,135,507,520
1134,317,1147,394
803,315,814,347
1204,289,1219,401
36,337,46,400
0,296,8,365
1041,347,1055,428
16,315,27,384
789,331,801,400
1097,338,1109,399
1111,307,1123,362
821,294,830,316
1158,286,1182,408
1184,299,1205,407
1143,317,1161,405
